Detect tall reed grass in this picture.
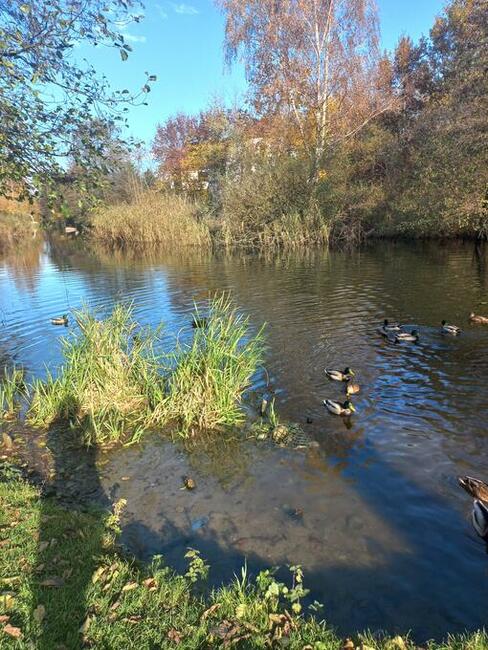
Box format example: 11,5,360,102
28,297,264,445
28,305,164,446
0,366,26,419
156,295,265,433
89,193,211,249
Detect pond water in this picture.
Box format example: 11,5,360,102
1,238,488,641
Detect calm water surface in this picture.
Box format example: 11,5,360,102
1,238,488,641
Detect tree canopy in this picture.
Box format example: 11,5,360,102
0,0,154,201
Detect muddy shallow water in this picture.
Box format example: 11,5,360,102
1,238,488,641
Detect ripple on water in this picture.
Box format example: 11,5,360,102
1,239,488,641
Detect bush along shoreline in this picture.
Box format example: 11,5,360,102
1,473,488,649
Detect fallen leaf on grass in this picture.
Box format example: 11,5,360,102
0,540,9,548
143,578,157,590
200,603,221,621
109,600,120,611
3,624,22,639
38,541,49,553
0,594,15,609
123,615,142,624
167,628,182,644
79,616,91,634
0,615,10,623
121,582,138,592
91,566,107,584
343,640,355,650
40,576,64,587
33,604,46,623
0,576,20,586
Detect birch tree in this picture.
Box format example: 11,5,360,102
218,0,392,181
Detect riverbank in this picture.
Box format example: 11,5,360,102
84,192,488,252
1,471,487,649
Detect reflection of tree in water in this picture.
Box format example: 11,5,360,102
0,239,44,294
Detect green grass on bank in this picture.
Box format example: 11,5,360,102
27,297,264,445
2,475,487,649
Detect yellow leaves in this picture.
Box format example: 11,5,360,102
143,577,157,591
0,594,15,609
121,581,138,592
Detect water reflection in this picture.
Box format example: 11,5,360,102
1,239,488,641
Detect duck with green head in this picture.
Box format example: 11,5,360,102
441,320,461,335
51,314,68,326
324,367,354,382
323,399,356,416
394,329,419,343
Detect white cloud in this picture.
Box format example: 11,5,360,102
170,2,200,15
155,3,168,19
124,33,147,43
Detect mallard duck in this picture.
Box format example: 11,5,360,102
458,476,488,502
346,382,360,396
441,320,461,335
324,367,354,382
394,329,419,343
382,319,401,332
469,312,488,325
323,398,356,416
51,314,68,326
472,500,488,538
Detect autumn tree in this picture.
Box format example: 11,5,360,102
217,0,393,181
0,0,154,202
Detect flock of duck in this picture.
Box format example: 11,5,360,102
323,312,488,542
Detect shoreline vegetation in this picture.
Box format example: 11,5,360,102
0,474,487,648
4,297,265,446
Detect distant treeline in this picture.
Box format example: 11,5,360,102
4,0,486,251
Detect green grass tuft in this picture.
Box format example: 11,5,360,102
28,304,164,446
157,294,265,434
27,297,264,445
0,366,26,419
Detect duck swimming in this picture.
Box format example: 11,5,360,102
394,329,419,343
469,312,488,325
382,319,401,331
472,500,488,539
458,476,488,502
51,314,68,326
323,399,356,416
441,320,461,335
345,382,360,396
324,367,354,382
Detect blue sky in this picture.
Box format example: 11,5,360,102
83,0,445,151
